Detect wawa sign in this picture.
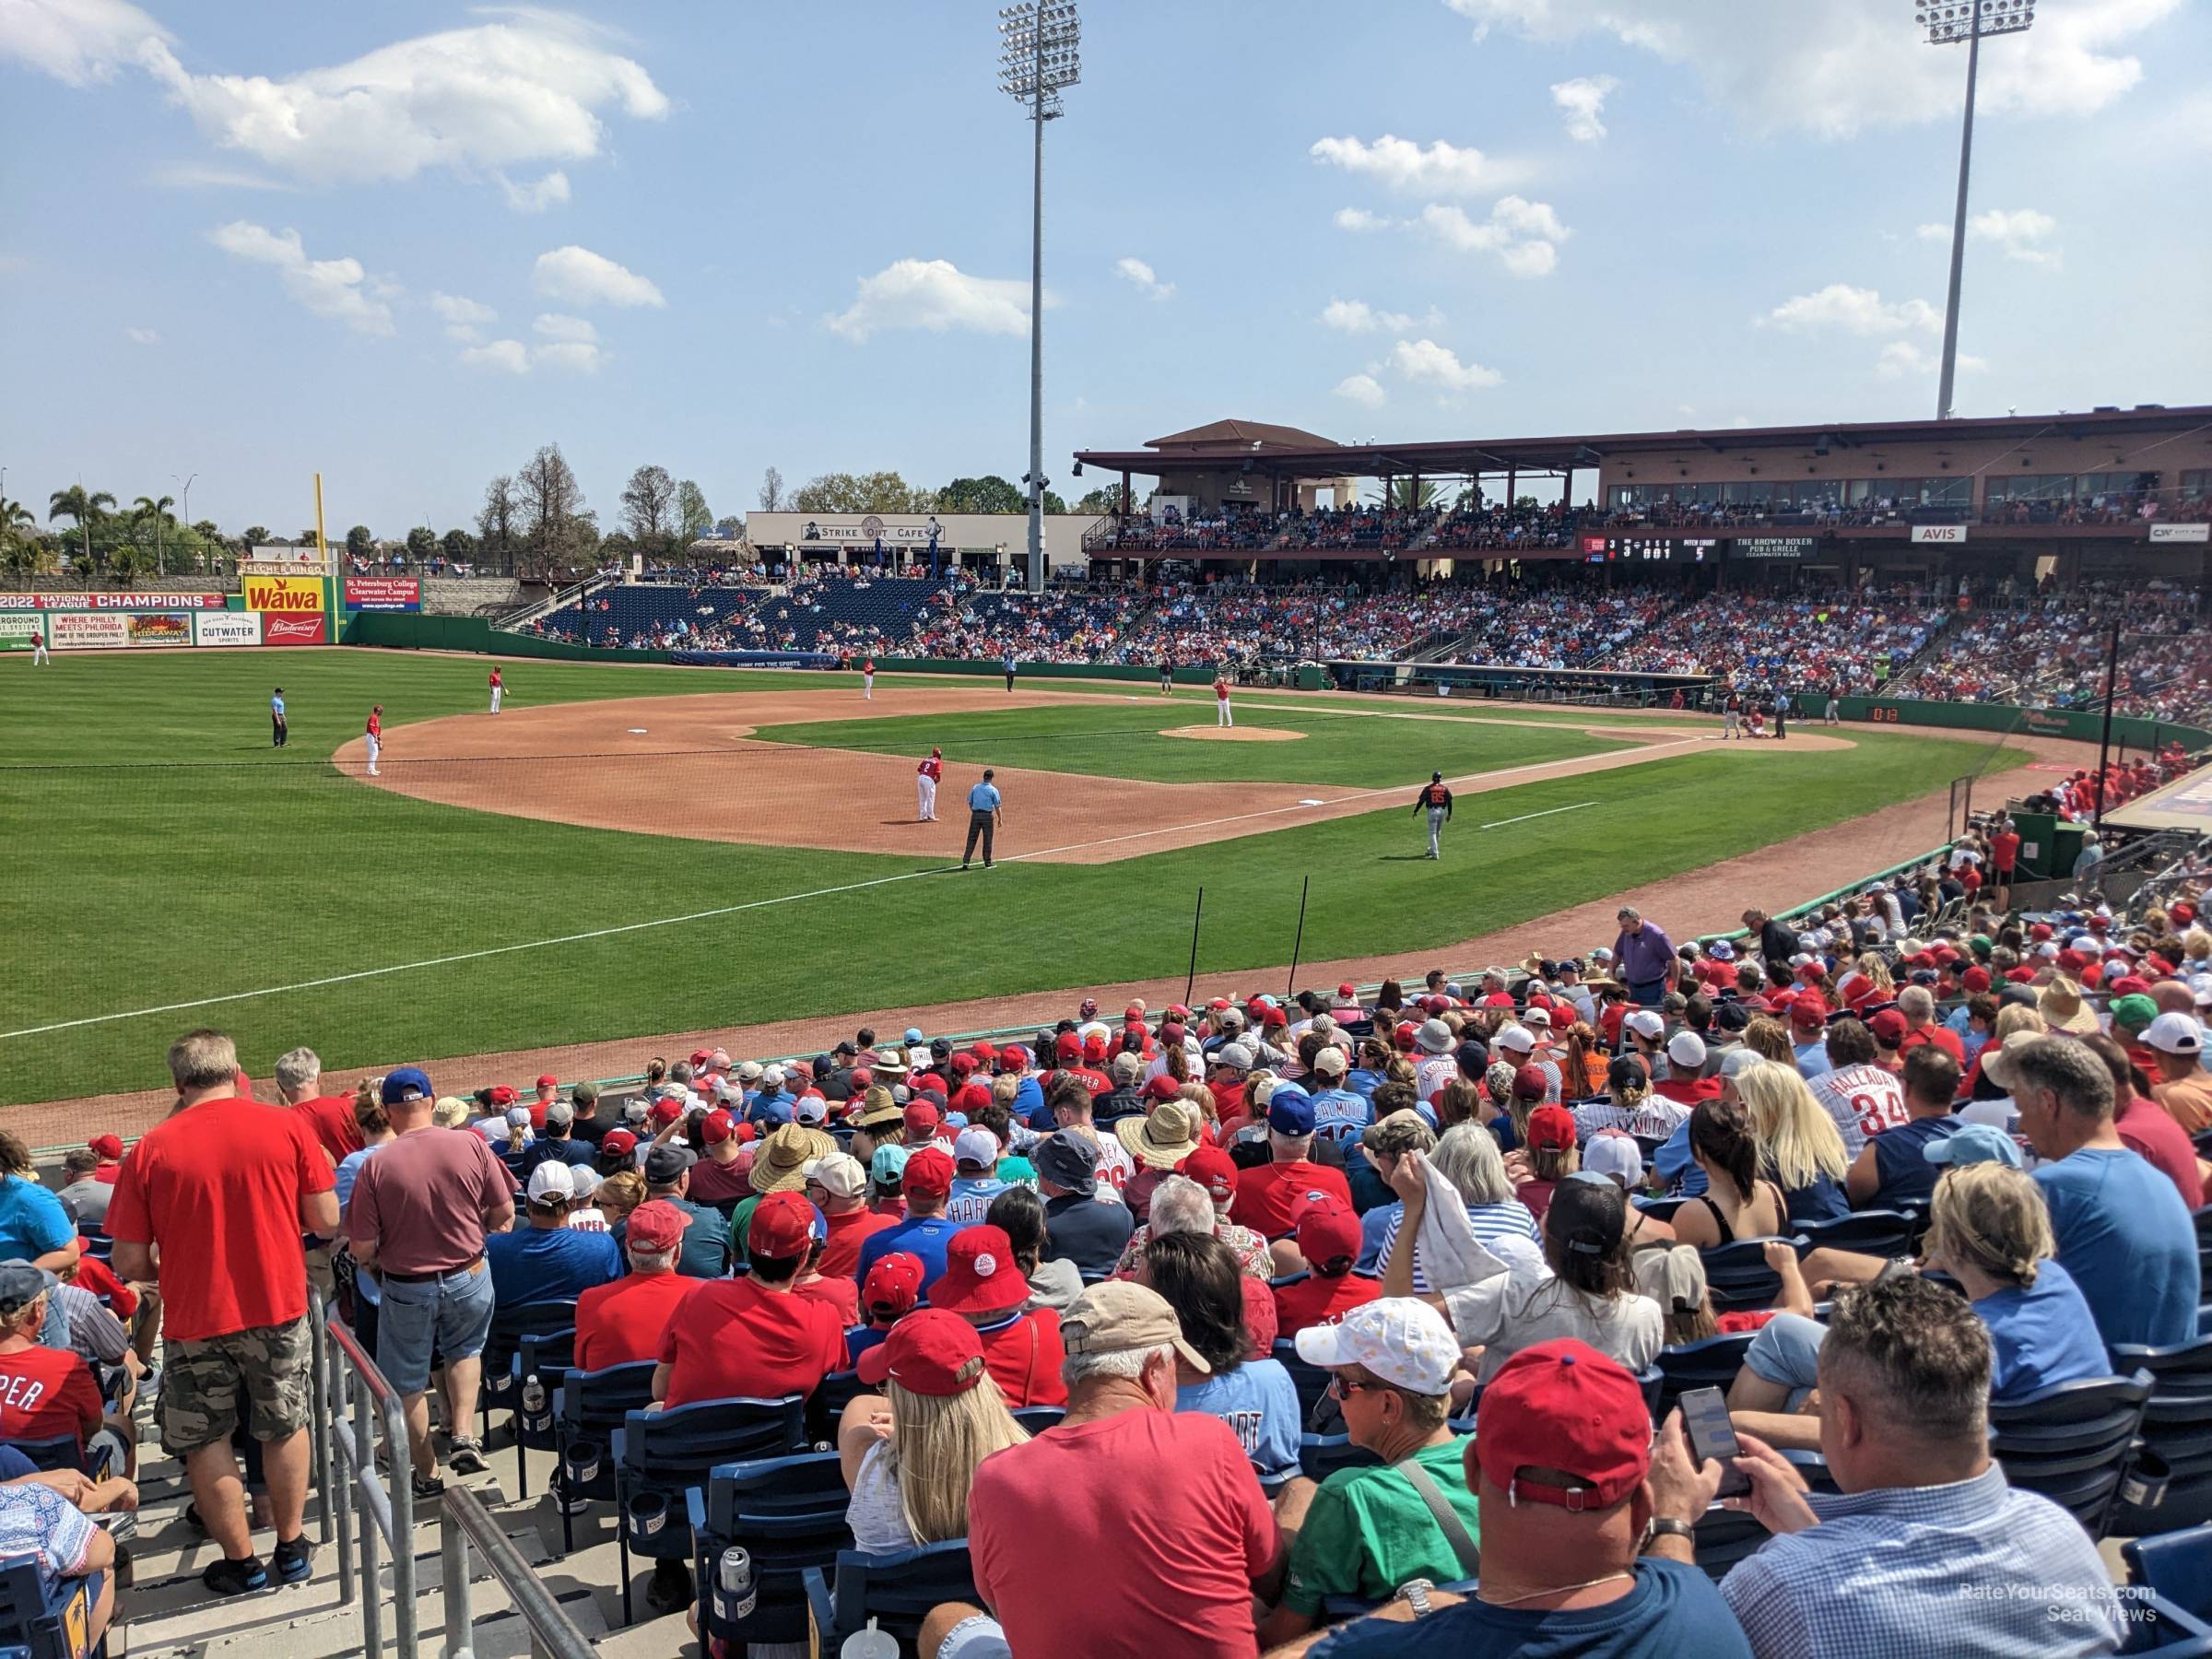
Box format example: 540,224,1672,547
243,574,326,613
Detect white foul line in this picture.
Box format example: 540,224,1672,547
1481,800,1598,831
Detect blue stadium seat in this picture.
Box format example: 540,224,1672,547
2109,1335,2212,1535
504,1326,576,1501
1988,1370,2154,1540
1010,1406,1065,1437
1689,1452,1836,1582
478,1298,577,1445
539,583,771,647
1633,1196,1688,1224
1274,1339,1333,1425
688,1451,853,1648
801,1540,978,1656
612,1394,808,1623
805,1371,867,1447
1798,1210,1917,1259
2125,1525,2212,1628
1652,1333,1757,1422
0,1553,102,1659
1700,1236,1807,1314
551,1360,657,1556
0,1438,110,1487
1300,1433,1382,1483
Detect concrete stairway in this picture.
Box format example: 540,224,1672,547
119,1404,697,1658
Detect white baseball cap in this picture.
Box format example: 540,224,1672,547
804,1151,868,1199
760,1065,786,1089
953,1126,1001,1167
1624,1009,1665,1041
1294,1298,1460,1396
1494,1024,1536,1055
1311,1045,1348,1077
794,1094,829,1125
1583,1130,1644,1187
526,1161,577,1204
2144,1012,2204,1057
1521,1006,1553,1029
1666,1030,1708,1071
2189,974,2212,1009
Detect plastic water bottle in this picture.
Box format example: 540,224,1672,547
718,1546,757,1622
521,1377,548,1431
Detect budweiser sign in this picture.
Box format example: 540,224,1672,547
262,614,328,646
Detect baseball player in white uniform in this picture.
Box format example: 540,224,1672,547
364,704,383,776
30,630,48,666
1214,673,1233,727
916,747,943,821
1722,690,1740,740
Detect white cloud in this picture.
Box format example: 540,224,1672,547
1444,0,2178,136
146,160,299,192
533,312,598,343
532,244,665,309
1310,134,1524,196
1877,340,1987,378
827,258,1035,343
1113,256,1175,300
1386,337,1502,393
1916,206,2061,265
1418,198,1569,276
497,170,571,214
124,324,159,345
1550,74,1618,141
430,290,495,342
1320,298,1433,334
136,15,667,188
460,339,531,374
0,0,163,86
1334,206,1391,232
1760,283,1941,336
1334,372,1387,407
532,339,604,373
207,220,394,335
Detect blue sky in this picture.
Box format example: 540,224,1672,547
3,0,2207,535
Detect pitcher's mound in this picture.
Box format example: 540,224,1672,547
1161,724,1305,742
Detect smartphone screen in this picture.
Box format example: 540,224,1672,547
1678,1386,1750,1499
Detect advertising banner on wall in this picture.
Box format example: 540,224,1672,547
240,558,331,577
261,613,329,646
344,577,421,611
2148,523,2210,544
48,613,132,649
244,574,326,613
124,613,193,647
0,592,227,610
193,611,265,647
0,615,41,651
1910,524,1969,544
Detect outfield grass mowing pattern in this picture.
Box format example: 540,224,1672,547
0,651,2022,1106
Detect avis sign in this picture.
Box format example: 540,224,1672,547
244,574,325,613
1909,524,1968,544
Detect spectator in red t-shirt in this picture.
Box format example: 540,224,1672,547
926,1226,1067,1406
941,1280,1288,1659
806,1152,896,1280
1271,1196,1382,1335
1989,817,2021,911
0,1266,103,1454
109,1029,338,1598
273,1046,364,1163
1230,1091,1352,1238
572,1202,694,1371
1896,986,1966,1065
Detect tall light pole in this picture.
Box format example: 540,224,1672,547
171,472,195,573
1918,0,2034,421
997,2,1080,593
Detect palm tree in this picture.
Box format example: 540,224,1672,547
48,486,115,571
133,494,176,573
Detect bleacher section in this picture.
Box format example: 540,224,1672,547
534,584,771,649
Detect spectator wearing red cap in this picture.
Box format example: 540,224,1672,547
681,1109,751,1211
1314,1338,1750,1656
900,1099,948,1150
853,1147,970,1297
1271,1195,1382,1335
846,1252,924,1367
1865,1007,1909,1073
1113,1164,1272,1282
531,1074,559,1131
835,1310,1033,1555
87,1134,124,1186
1512,1105,1581,1222
572,1200,695,1370
928,1226,1067,1406
951,1281,1288,1659
1231,1088,1353,1239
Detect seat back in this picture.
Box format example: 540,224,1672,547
2124,1525,2212,1623
2110,1335,2212,1534
1653,1333,1756,1422
1989,1370,2153,1539
1010,1406,1065,1436
827,1541,979,1649
1273,1339,1333,1424
1299,1433,1382,1483
483,1299,578,1402
1797,1210,1916,1260
552,1361,658,1509
622,1395,807,1486
1700,1236,1805,1314
0,1439,86,1477
0,1553,88,1659
805,1371,867,1446
1633,1196,1687,1224
695,1452,853,1646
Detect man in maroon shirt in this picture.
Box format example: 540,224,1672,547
109,1029,339,1597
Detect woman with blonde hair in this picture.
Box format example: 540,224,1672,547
1741,1016,1795,1068
837,1310,1030,1550
594,1170,645,1230
1734,1059,1850,1224
1176,1080,1219,1137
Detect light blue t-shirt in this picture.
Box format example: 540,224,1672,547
945,1176,1012,1225
271,693,286,716
1793,1040,1833,1080
335,1143,389,1306
1975,1262,2113,1402
2034,1148,2200,1348
968,782,1002,812
1306,1087,1371,1145
0,1176,75,1264
1178,1358,1303,1486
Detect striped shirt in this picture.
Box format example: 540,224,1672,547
1375,1199,1541,1292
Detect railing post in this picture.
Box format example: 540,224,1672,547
441,1520,475,1659
388,1389,418,1659
356,1370,382,1659
310,1292,332,1549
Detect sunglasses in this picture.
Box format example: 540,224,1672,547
1326,1371,1380,1401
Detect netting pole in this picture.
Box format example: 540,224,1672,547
1286,876,1310,1000
1183,887,1204,1008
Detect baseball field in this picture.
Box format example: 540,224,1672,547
0,647,2029,1116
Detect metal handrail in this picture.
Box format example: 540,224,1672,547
321,1303,418,1659
440,1484,597,1659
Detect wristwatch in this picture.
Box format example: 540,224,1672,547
1394,1579,1437,1619
1645,1516,1696,1547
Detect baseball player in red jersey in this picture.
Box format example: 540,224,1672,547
364,704,383,775
1214,672,1233,728
916,747,943,821
862,656,875,700
488,666,504,713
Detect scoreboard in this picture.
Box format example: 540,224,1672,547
1578,535,1718,563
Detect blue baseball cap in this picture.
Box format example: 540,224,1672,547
1267,1084,1316,1137
1924,1122,2023,1170
869,1144,912,1185
903,1028,924,1045
381,1066,433,1106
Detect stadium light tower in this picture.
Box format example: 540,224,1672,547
1917,0,2034,422
997,2,1080,592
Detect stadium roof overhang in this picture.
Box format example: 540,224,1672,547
1072,405,2212,483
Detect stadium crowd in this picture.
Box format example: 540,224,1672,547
41,816,2212,1656
1605,591,1951,696
1897,591,2212,722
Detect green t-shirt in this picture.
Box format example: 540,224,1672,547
1282,1436,1481,1614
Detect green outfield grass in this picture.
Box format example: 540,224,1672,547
0,649,2023,1110
751,700,1634,786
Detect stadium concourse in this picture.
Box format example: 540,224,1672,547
20,719,2212,1659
